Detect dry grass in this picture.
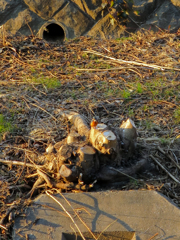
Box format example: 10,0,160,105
0,28,180,239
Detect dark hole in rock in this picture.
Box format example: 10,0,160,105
43,23,65,42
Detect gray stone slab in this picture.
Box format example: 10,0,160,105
13,190,180,240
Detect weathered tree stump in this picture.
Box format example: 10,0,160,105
59,164,79,182
119,118,137,158
76,145,97,182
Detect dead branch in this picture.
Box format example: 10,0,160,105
0,224,8,231
58,110,90,139
0,158,43,169
26,177,45,198
8,184,31,190
37,169,53,188
0,203,17,225
29,102,57,121
84,50,180,71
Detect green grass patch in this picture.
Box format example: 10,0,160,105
121,89,131,98
136,82,143,93
28,76,61,89
0,114,14,141
174,107,180,123
116,36,133,42
128,108,134,117
144,120,153,130
160,138,171,146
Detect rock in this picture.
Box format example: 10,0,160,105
4,8,45,36
142,0,180,32
129,0,164,22
0,0,26,25
13,191,180,240
53,1,95,38
71,0,103,20
1,0,180,39
23,0,68,20
86,11,126,39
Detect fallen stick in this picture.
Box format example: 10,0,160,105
9,184,31,190
150,155,180,185
57,110,90,139
109,167,138,182
0,158,43,169
148,232,159,240
26,177,45,198
0,224,8,231
84,50,180,71
157,146,180,171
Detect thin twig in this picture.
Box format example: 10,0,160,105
14,153,27,184
84,50,180,71
46,191,86,240
0,224,8,231
150,155,180,185
97,219,118,240
59,191,97,240
0,158,43,169
9,184,31,190
148,232,159,240
29,102,57,121
37,169,53,188
73,67,138,71
157,146,180,171
109,167,138,182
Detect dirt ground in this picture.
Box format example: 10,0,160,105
0,29,180,239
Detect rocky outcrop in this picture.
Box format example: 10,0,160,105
129,0,165,22
87,11,126,39
53,2,95,38
0,0,27,25
0,0,180,40
4,8,45,36
71,0,103,20
142,0,180,32
24,0,68,20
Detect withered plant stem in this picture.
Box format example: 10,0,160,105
46,191,86,240
150,155,180,185
59,191,98,240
